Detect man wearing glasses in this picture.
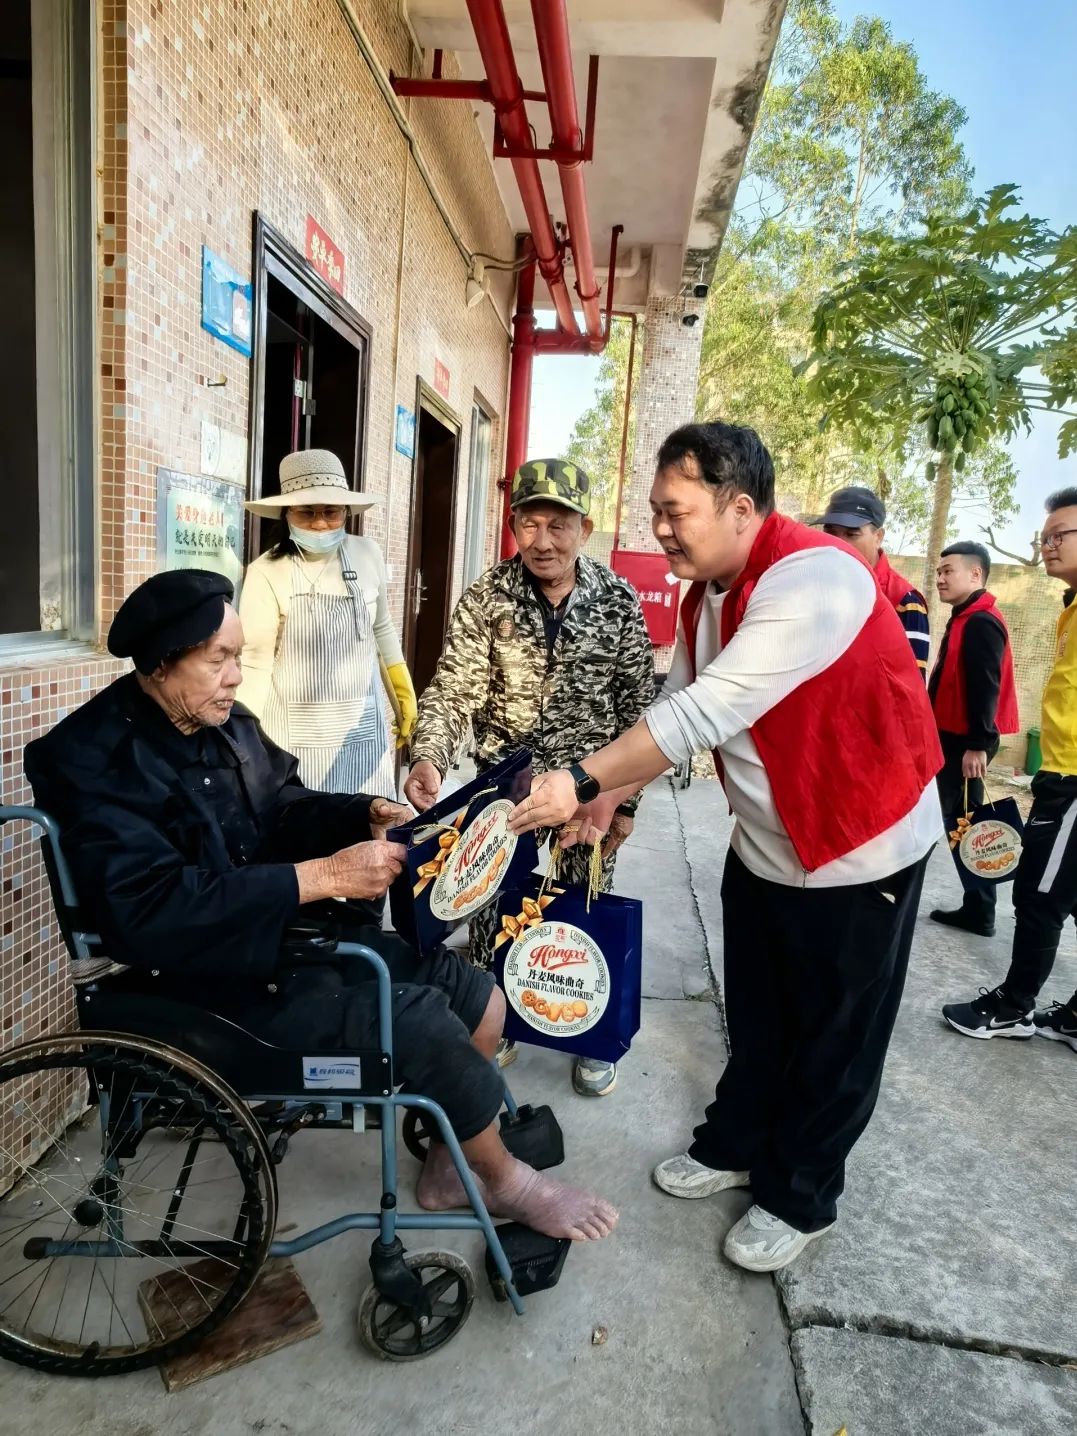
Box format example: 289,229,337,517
943,488,1077,1048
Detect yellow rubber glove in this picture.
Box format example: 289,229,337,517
385,661,418,748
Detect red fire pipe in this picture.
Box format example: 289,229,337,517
464,0,580,336
501,254,537,558
531,0,603,345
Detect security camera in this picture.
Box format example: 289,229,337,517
693,283,709,300
682,313,699,328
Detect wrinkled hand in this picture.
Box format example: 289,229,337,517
509,770,578,834
962,749,988,781
368,797,412,841
329,840,407,900
404,760,443,813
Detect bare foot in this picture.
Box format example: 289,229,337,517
416,1142,484,1212
484,1157,619,1241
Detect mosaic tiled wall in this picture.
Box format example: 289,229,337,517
2,0,517,1054
1,661,126,1053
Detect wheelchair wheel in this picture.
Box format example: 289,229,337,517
401,1109,430,1164
0,1032,277,1377
358,1250,474,1361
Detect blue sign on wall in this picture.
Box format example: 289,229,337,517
395,404,416,459
201,247,252,357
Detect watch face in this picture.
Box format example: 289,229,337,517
573,767,600,802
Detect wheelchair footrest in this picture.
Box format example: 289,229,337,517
498,1104,564,1170
485,1222,571,1301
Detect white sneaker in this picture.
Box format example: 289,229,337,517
723,1204,833,1272
652,1153,750,1199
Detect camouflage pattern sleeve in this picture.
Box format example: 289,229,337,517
611,590,656,816
410,582,492,777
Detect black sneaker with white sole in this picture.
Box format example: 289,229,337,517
1033,1001,1077,1052
942,985,1034,1040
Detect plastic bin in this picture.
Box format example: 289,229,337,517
1025,726,1042,776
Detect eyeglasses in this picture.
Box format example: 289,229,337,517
1041,528,1077,551
289,506,347,522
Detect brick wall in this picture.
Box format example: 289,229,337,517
1,0,516,1051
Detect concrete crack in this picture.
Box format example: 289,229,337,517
668,780,727,1043
782,1304,1077,1370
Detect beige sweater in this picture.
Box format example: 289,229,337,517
237,535,404,719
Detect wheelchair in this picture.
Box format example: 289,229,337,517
0,806,570,1378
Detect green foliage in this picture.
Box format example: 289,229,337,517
563,317,638,531
804,186,1077,465
693,0,1007,533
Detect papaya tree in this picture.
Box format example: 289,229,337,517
802,186,1077,619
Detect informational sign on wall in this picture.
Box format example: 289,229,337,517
156,468,245,589
200,247,252,357
434,358,451,399
394,404,416,458
305,215,345,294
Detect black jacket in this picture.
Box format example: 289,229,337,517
24,674,375,983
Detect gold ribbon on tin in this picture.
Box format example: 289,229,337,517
495,892,558,949
409,786,500,897
412,824,462,896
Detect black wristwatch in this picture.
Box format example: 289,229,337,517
568,761,601,804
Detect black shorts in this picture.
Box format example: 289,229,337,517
246,923,501,1143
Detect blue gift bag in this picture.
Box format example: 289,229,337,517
388,750,538,954
493,876,643,1064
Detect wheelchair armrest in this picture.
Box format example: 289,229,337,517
279,922,342,964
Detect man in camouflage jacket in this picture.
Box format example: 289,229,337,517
405,458,654,1098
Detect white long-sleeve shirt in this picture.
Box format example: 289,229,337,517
237,535,403,719
646,546,942,887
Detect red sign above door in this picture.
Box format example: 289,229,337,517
433,358,451,399
305,215,344,295
609,549,681,646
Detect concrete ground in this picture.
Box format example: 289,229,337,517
676,777,1077,1435
3,778,1075,1434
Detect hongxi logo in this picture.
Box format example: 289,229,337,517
505,920,610,1039
430,799,518,921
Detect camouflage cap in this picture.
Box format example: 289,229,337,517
510,458,591,517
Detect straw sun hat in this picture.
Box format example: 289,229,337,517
244,449,382,519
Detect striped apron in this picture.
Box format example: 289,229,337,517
262,549,396,799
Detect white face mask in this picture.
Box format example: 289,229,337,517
288,524,345,555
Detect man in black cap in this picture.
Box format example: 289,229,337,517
23,570,618,1244
817,487,931,679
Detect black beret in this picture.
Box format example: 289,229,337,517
108,569,235,675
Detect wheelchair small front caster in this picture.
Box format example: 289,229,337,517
358,1249,475,1361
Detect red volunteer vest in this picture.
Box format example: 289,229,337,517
874,550,922,609
680,513,942,871
930,592,1019,736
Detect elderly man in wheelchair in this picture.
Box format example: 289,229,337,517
0,569,616,1376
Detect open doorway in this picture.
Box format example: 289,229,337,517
404,385,461,696
248,216,371,558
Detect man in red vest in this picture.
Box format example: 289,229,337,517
928,542,1019,937
816,485,931,679
509,421,944,1273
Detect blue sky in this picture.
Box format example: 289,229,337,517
529,0,1077,553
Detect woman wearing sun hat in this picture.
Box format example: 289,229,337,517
239,449,416,799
